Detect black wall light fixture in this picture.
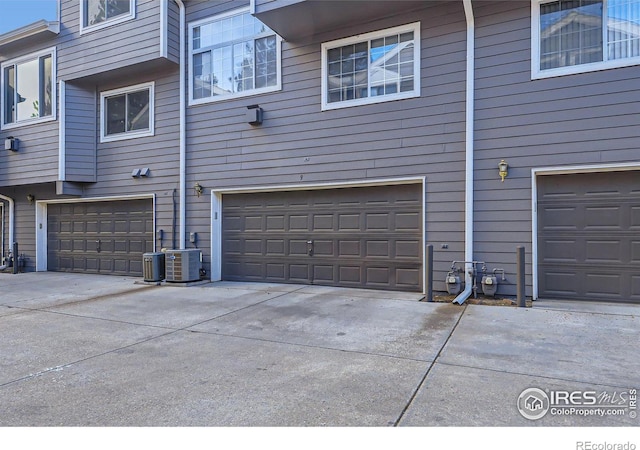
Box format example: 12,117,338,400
246,105,263,126
5,137,19,151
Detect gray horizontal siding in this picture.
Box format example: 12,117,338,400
80,68,181,252
58,0,163,80
167,0,181,64
473,1,640,297
64,83,96,182
0,119,59,186
185,1,468,287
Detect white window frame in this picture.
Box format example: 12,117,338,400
321,22,421,111
99,81,154,143
188,7,283,106
532,0,640,79
80,0,136,35
1,47,57,130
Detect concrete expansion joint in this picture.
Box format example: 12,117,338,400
393,303,469,426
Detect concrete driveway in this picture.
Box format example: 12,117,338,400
0,272,638,426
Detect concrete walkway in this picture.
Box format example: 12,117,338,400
0,272,638,426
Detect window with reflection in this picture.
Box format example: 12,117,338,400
321,23,421,110
535,0,640,75
189,8,281,103
1,48,55,128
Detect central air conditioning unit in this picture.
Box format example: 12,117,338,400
165,249,201,282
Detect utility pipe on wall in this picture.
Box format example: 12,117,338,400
174,0,186,250
453,0,475,305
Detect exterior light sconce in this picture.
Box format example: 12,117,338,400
498,159,508,182
246,105,263,126
194,182,204,197
5,136,19,151
26,194,35,204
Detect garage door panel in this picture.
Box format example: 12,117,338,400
539,206,579,230
48,199,153,276
585,273,622,298
538,172,640,302
313,240,334,256
396,212,420,230
584,206,621,229
339,266,360,283
396,268,420,287
339,240,361,257
244,239,262,254
367,267,390,285
631,207,640,227
222,184,422,291
585,240,622,263
289,264,310,281
289,240,308,256
266,215,285,230
290,215,309,230
266,239,285,255
396,240,420,258
631,242,640,262
313,214,333,230
266,263,285,279
314,265,336,283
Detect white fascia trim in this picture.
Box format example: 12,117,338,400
160,0,168,58
0,20,60,47
0,194,14,257
79,0,136,35
530,162,640,299
99,81,155,143
36,194,156,271
211,176,426,194
1,47,58,131
320,21,421,112
58,80,66,181
210,176,427,288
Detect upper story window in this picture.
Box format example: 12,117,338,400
81,0,135,34
532,0,640,78
100,82,154,143
1,47,56,130
321,22,421,111
189,8,282,105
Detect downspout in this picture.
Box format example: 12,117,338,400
174,0,186,250
453,0,475,305
0,194,15,260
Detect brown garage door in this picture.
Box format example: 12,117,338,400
538,171,640,303
222,184,423,291
47,199,153,276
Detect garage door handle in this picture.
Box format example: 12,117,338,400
307,240,314,256
96,240,101,253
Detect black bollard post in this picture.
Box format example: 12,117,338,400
425,244,433,302
12,242,18,275
517,246,526,307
